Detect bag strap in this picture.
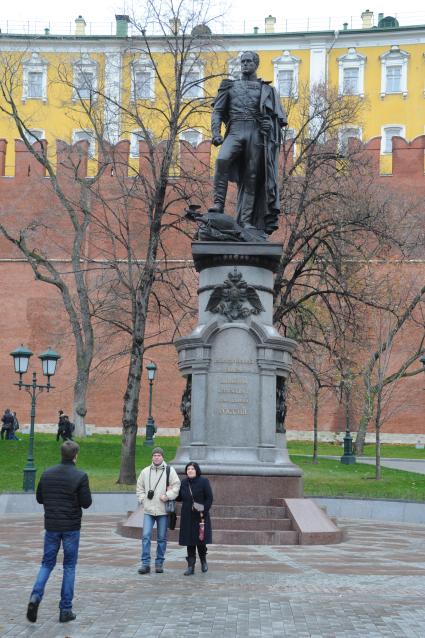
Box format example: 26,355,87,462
188,482,194,504
166,465,170,487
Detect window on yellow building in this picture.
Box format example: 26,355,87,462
130,130,153,157
22,53,48,103
386,66,402,93
182,71,203,98
273,51,300,100
131,56,155,101
28,72,43,98
76,71,95,99
180,129,202,147
339,127,362,155
227,54,241,80
73,55,97,102
134,71,152,99
72,129,96,157
337,48,366,98
283,127,296,157
22,129,45,145
380,46,409,98
381,125,404,153
277,70,294,97
342,68,359,95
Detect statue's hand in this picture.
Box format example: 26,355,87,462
212,135,224,147
260,117,273,135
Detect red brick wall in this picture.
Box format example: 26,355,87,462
0,137,424,436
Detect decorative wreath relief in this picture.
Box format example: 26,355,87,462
205,267,265,321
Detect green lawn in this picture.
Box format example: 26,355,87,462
0,434,179,492
287,440,425,459
296,456,425,501
0,434,424,501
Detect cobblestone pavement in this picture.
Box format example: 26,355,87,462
1,514,425,637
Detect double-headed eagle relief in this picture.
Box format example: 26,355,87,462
205,267,265,321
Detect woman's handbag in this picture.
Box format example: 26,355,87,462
192,502,204,512
188,483,204,512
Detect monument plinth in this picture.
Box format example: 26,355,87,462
171,242,302,493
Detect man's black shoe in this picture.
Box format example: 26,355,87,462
26,596,40,623
138,565,151,574
155,565,164,573
59,610,76,623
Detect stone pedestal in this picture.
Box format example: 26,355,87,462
172,242,302,483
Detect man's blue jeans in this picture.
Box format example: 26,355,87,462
31,530,80,610
141,514,168,566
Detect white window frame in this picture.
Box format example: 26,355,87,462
227,54,242,80
381,125,405,154
179,128,203,147
22,128,45,145
277,69,295,98
338,126,362,155
73,54,98,102
22,53,48,103
72,129,96,157
131,55,155,101
282,127,297,157
130,129,152,157
380,46,409,98
272,51,301,99
182,59,204,99
337,48,366,97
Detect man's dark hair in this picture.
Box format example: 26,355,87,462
61,440,79,462
241,51,260,68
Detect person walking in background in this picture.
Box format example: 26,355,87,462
177,462,213,575
26,440,92,624
9,411,20,441
56,411,75,442
136,447,180,574
1,408,14,440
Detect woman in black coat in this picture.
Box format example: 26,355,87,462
177,462,213,575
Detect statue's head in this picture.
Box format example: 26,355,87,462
240,51,260,74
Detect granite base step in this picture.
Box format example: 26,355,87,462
116,498,343,545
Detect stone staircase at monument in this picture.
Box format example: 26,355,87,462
117,498,343,545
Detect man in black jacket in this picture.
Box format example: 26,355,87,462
26,440,92,624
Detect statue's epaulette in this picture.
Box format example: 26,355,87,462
218,78,234,90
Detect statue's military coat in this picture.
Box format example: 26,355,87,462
212,78,287,233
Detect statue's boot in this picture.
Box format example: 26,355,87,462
211,164,229,213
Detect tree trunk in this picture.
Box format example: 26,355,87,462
375,389,382,480
355,388,375,455
312,386,319,464
71,360,90,436
118,343,144,484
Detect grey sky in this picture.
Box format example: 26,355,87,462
4,1,425,33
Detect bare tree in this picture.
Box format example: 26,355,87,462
81,0,224,483
0,50,114,435
355,280,425,457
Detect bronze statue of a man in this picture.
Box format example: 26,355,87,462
210,51,287,235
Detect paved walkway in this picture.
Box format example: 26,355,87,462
1,514,425,637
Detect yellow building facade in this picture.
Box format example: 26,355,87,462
0,12,424,175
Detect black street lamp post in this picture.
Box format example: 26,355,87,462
340,372,356,465
144,362,157,446
10,345,61,492
340,421,356,464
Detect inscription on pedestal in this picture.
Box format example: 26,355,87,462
210,355,256,430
